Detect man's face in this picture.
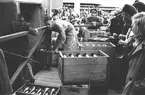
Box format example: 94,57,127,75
45,20,52,28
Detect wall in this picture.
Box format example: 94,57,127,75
0,1,17,36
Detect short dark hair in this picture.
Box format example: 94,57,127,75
44,16,52,22
17,14,23,19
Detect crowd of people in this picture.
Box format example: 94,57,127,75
50,1,145,95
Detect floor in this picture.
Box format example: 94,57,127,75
34,67,121,95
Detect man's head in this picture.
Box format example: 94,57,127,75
132,12,145,38
133,1,145,12
17,14,24,21
44,16,53,28
122,4,138,17
122,4,138,27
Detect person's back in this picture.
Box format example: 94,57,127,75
50,19,79,51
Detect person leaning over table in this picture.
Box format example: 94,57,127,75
118,4,138,55
122,12,145,95
44,16,80,52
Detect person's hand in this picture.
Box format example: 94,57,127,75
53,49,59,53
118,39,127,46
113,33,118,39
78,43,82,47
34,29,39,35
119,34,126,40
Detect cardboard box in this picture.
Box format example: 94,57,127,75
58,50,109,84
60,84,90,95
15,83,60,95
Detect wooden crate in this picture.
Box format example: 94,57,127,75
79,42,116,87
58,50,109,84
84,30,108,40
15,83,60,95
80,42,116,65
34,50,52,69
52,52,59,67
60,84,90,95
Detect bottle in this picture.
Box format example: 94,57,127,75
79,44,83,50
29,86,36,94
76,53,82,57
25,86,33,94
43,88,50,95
35,88,42,94
97,44,101,47
44,91,49,95
82,85,88,88
22,87,29,93
69,53,75,58
63,54,67,58
86,44,89,47
50,88,55,95
102,44,107,47
37,90,44,95
92,44,95,47
30,88,38,94
91,53,98,57
83,53,90,57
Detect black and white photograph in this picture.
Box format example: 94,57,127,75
0,0,145,95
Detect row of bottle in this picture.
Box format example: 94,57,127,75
68,84,89,88
80,44,108,47
19,85,58,95
63,53,100,58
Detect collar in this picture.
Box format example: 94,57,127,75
132,40,145,55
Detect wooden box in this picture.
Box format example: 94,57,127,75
84,30,108,40
15,83,60,95
80,42,116,65
79,42,116,87
34,49,52,69
58,50,109,84
60,84,90,95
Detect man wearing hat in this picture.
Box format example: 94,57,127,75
121,4,138,35
118,4,137,45
133,1,145,12
115,4,138,93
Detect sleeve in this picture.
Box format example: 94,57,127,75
53,25,66,50
27,23,38,36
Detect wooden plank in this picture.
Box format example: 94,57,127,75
34,68,62,87
35,80,61,87
0,31,28,43
10,30,46,85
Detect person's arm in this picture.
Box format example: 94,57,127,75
27,23,38,36
53,26,66,51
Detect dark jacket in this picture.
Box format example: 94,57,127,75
123,40,145,95
110,16,124,35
